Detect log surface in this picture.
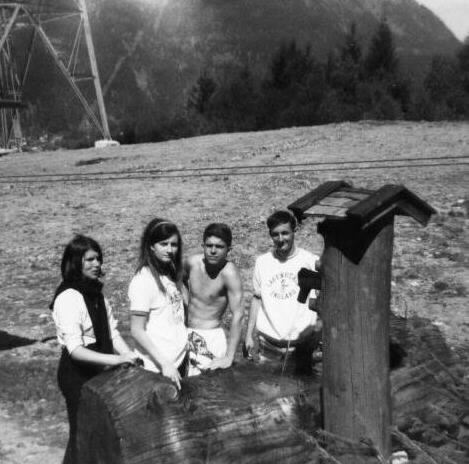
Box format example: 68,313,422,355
77,361,321,464
75,318,466,464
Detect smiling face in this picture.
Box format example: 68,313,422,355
269,222,295,259
81,249,102,280
151,233,179,264
203,235,229,267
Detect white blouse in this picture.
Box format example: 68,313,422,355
52,288,120,354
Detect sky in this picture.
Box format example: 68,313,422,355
416,0,469,41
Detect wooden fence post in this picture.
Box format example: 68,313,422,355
288,181,436,462
318,217,394,461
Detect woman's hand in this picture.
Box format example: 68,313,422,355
161,363,182,390
117,351,141,366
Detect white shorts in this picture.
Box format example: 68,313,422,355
187,327,227,376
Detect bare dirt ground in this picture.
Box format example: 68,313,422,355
0,121,467,462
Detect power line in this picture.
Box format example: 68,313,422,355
1,160,467,184
1,154,468,180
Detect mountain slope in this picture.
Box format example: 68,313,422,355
21,0,462,136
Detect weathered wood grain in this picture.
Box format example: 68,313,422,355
75,317,465,464
319,216,394,461
77,361,322,464
347,184,436,228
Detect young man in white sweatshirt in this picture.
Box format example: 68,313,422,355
244,210,321,374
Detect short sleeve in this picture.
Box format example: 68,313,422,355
52,290,85,354
128,271,154,313
252,257,262,297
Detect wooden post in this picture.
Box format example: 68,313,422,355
318,216,394,461
288,181,436,461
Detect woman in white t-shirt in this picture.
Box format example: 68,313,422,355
129,218,188,389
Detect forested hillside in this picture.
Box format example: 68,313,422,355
13,0,465,145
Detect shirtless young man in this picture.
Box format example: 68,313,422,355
184,223,244,376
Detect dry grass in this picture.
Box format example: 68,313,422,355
0,120,468,459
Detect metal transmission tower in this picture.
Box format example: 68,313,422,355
0,0,112,150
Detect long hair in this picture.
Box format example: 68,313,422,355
60,234,103,282
136,218,183,292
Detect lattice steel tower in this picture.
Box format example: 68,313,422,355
0,0,111,150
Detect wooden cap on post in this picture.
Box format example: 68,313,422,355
288,181,436,228
287,181,435,462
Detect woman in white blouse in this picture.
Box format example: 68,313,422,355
51,235,139,464
129,218,188,390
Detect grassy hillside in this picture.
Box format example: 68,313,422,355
0,121,468,462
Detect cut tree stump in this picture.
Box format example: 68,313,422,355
76,315,466,463
76,361,322,464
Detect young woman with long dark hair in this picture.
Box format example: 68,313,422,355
51,234,139,464
129,218,188,389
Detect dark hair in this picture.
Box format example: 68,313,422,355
61,235,103,282
203,223,232,247
136,218,183,292
266,210,297,232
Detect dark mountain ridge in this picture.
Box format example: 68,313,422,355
19,0,462,139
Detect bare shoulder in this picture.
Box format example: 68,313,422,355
186,253,203,269
221,261,242,282
222,262,243,304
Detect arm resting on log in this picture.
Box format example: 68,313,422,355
70,345,139,368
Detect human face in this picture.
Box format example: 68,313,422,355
269,222,295,259
151,234,179,263
82,249,102,280
203,236,229,266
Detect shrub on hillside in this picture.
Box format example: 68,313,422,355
115,22,469,144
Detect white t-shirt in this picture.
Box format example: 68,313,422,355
52,289,120,354
253,247,319,341
128,267,187,372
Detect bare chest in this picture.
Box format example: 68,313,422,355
189,270,227,302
